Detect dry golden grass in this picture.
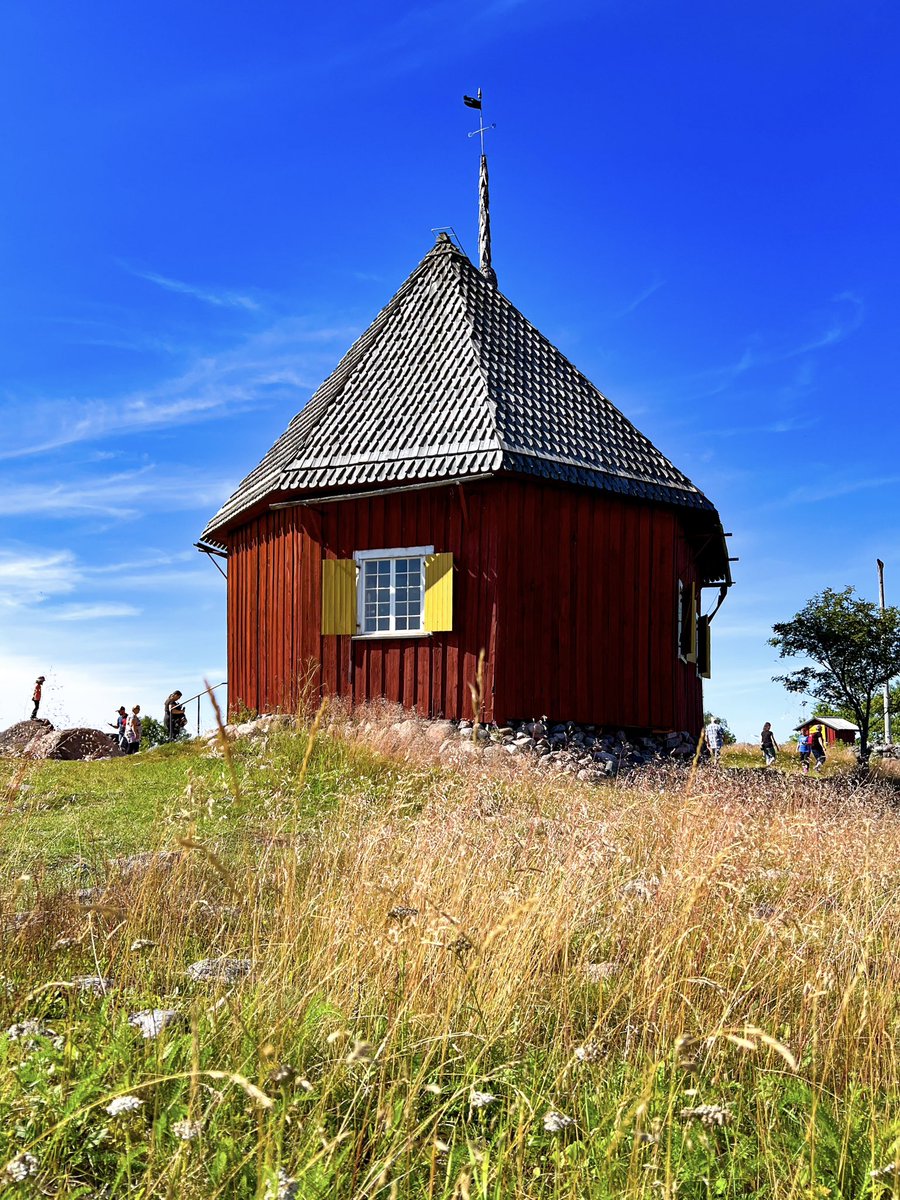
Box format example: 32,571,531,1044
2,711,900,1197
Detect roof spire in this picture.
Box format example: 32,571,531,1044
464,88,497,288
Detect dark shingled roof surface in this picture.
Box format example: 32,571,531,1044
202,234,717,542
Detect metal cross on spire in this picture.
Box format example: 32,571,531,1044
463,89,498,288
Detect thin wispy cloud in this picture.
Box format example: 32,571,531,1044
49,603,141,622
0,467,233,519
778,473,900,507
0,315,360,461
613,278,665,319
686,292,865,402
0,549,81,607
126,265,261,311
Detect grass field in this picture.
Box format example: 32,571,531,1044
1,719,899,1198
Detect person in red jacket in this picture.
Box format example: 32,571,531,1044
31,676,45,720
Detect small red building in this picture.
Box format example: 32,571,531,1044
795,717,859,745
200,233,731,732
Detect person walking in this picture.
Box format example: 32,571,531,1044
797,728,812,775
761,722,779,767
809,724,826,772
124,705,142,754
30,676,46,719
705,715,726,765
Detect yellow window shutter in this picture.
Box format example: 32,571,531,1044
698,615,711,679
686,583,698,663
321,558,356,634
424,552,453,632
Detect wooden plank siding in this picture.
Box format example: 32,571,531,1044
224,478,705,732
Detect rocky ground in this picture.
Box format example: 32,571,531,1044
205,712,699,780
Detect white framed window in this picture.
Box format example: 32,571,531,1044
354,546,433,637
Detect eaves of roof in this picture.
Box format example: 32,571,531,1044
201,234,724,563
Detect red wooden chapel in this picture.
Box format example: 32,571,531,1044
200,138,731,733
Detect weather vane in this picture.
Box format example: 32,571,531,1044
464,89,496,156
463,89,498,287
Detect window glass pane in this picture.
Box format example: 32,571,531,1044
357,554,426,634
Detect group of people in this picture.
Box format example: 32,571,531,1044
761,721,826,772
705,715,828,773
110,691,187,753
113,705,143,754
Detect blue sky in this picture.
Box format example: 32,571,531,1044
2,0,898,740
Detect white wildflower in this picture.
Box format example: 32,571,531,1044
172,1117,203,1141
871,1164,898,1180
128,1009,182,1039
543,1110,575,1133
72,974,114,994
186,957,252,984
584,961,620,983
6,1019,56,1044
680,1103,731,1127
105,1094,144,1117
345,1040,374,1064
469,1090,498,1109
4,1153,39,1182
574,1040,603,1063
264,1167,300,1199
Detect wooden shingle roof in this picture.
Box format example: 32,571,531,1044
202,233,720,545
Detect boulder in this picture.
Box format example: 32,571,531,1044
0,719,54,757
22,727,121,761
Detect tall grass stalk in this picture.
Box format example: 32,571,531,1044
1,720,899,1197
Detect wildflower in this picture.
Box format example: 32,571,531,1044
172,1118,203,1141
543,1110,575,1133
574,1041,603,1063
469,1090,498,1109
268,1064,299,1088
128,1009,182,1039
106,1094,144,1117
346,1040,374,1064
621,877,659,902
6,1019,56,1044
264,1167,300,1199
387,905,419,922
680,1104,731,1127
130,938,157,952
72,974,114,994
186,957,252,984
4,1153,38,1182
584,961,620,983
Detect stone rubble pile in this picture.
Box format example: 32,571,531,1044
444,718,698,779
201,710,698,781
870,743,900,760
0,720,121,762
202,713,294,752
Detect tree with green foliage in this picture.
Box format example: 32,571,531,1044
830,681,900,744
770,587,900,762
140,714,171,748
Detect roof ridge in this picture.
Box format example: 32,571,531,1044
202,234,721,547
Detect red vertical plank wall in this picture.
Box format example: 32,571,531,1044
223,477,706,732
492,479,704,733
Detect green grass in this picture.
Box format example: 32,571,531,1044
1,722,899,1198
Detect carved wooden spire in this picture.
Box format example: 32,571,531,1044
464,88,497,288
